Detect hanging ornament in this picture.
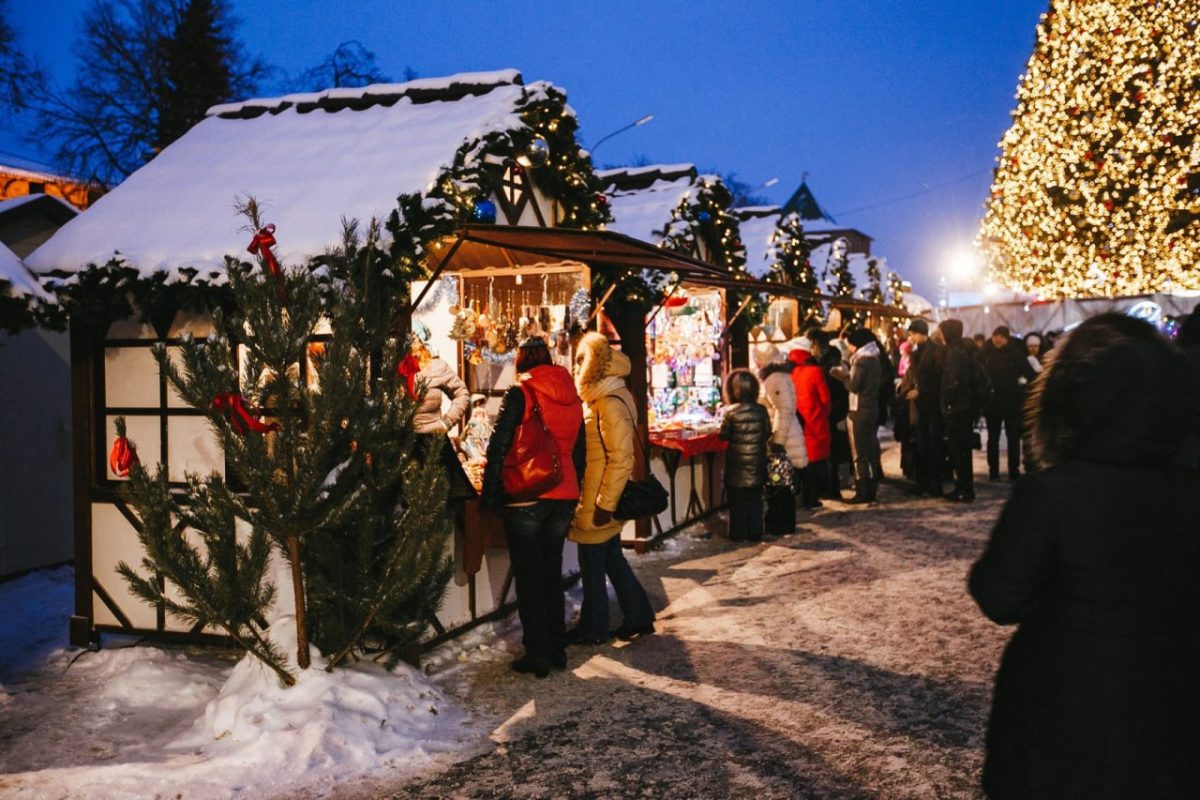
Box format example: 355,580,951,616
212,391,281,435
109,417,140,477
567,287,591,329
523,137,550,168
472,199,497,224
396,354,421,400
697,210,712,224
247,223,288,304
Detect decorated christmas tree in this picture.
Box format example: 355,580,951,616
979,2,1200,297
861,257,884,304
887,270,908,312
824,237,855,299
118,200,451,684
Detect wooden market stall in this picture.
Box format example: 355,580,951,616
24,70,624,652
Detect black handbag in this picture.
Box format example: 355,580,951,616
597,396,669,521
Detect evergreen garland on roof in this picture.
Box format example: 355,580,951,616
23,80,611,333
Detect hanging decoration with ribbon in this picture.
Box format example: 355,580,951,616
247,223,288,304
396,354,421,400
212,391,281,435
109,417,140,477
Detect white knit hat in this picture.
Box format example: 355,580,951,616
752,342,782,368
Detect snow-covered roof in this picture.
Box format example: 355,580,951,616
28,70,533,280
733,208,781,279
0,241,48,300
0,157,84,185
0,194,77,217
601,164,699,245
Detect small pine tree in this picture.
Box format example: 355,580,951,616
119,199,452,682
768,212,817,317
825,237,855,298
862,258,883,304
886,271,907,312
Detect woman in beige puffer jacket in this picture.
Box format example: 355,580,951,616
567,333,656,644
411,338,473,498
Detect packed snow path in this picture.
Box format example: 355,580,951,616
0,447,1011,799
369,473,1010,798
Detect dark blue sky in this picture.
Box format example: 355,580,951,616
3,0,1048,296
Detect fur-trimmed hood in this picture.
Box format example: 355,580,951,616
575,331,630,388
758,360,795,381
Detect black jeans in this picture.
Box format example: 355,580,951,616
915,405,945,493
727,486,764,541
985,413,1022,479
576,535,655,639
502,500,574,666
944,412,976,497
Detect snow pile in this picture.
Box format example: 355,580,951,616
0,563,73,679
0,583,478,800
182,617,470,781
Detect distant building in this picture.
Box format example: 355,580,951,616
781,178,872,256
0,158,105,212
0,194,78,258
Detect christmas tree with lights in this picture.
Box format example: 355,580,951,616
979,2,1200,298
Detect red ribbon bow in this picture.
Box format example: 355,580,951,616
212,391,281,435
247,224,287,303
109,435,140,477
396,354,421,400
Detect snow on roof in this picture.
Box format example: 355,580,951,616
735,210,781,279
0,156,86,185
603,175,695,245
28,71,532,280
0,241,48,300
809,240,900,298
0,193,77,217
595,163,695,184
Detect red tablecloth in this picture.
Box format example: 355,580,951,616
649,431,728,458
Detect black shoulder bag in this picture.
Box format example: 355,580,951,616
596,396,669,521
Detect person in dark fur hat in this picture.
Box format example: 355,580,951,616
969,314,1200,799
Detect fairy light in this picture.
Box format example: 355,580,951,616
979,2,1200,298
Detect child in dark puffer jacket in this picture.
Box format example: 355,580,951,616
719,369,771,542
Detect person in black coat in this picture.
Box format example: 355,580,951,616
719,369,770,542
905,318,945,496
939,318,980,502
979,325,1035,481
813,329,851,500
969,313,1200,800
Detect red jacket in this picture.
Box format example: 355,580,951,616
788,350,832,462
519,364,584,500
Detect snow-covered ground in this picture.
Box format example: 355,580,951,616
2,440,1009,799
0,565,527,799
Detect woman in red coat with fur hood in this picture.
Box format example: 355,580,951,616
787,336,832,507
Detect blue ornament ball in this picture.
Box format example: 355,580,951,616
697,210,712,223
472,199,497,224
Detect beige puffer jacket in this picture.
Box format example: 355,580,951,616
570,334,636,544
753,344,809,469
413,357,469,434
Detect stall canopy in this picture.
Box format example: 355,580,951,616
421,224,913,318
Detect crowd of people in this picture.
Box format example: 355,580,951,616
451,302,1200,796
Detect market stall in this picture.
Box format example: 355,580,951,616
644,284,727,532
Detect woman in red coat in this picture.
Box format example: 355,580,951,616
788,336,832,508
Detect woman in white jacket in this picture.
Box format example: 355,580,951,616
753,343,809,536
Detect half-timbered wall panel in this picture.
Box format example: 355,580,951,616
91,502,156,629
166,417,223,481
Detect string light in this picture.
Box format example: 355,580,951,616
979,2,1200,298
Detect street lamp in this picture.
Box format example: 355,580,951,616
590,114,654,153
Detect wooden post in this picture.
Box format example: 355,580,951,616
606,302,652,541
69,320,97,648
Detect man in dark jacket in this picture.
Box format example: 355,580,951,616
980,326,1035,481
939,318,979,502
831,328,882,504
905,318,945,497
